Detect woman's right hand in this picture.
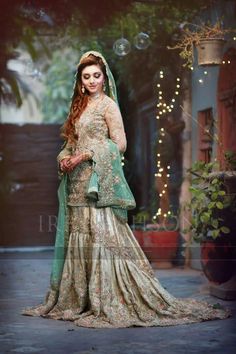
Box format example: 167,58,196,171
60,157,72,173
60,152,92,173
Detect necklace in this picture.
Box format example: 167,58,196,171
88,92,104,104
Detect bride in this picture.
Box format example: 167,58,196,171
22,50,231,328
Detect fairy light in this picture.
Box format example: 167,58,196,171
153,70,181,221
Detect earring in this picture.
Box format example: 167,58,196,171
103,82,106,92
81,85,85,94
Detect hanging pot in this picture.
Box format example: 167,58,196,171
196,38,226,66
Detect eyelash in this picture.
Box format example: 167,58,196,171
83,73,101,79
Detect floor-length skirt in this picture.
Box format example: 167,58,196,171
22,206,232,328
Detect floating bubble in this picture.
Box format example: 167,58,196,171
134,32,150,50
113,38,131,56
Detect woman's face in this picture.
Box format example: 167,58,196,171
81,64,105,95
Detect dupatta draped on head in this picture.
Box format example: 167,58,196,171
77,50,118,104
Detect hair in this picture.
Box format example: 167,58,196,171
60,54,108,145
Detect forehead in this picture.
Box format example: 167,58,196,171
81,64,102,75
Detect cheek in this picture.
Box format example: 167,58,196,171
97,74,105,84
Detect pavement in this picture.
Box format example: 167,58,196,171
0,251,236,354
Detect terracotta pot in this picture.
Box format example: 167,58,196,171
196,38,226,66
133,230,179,268
201,238,234,284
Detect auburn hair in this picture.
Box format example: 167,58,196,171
60,54,108,145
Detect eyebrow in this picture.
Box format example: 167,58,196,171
83,71,101,75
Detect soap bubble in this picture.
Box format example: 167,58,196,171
113,38,131,56
134,32,150,50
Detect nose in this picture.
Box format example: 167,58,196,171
89,77,95,84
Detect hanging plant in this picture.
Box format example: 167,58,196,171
168,20,235,68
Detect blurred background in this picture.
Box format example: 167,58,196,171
0,0,236,273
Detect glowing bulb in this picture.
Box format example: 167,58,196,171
162,109,166,113
153,215,157,219
204,71,208,75
154,173,158,177
234,37,236,41
168,109,172,112
163,213,167,217
159,193,163,197
160,75,164,79
222,61,225,64
161,128,164,131
164,184,167,187
159,168,164,172
167,165,170,169
170,104,174,108
157,153,160,157
157,83,160,87
159,96,163,100
167,174,170,177
156,116,160,120
159,139,162,143
190,67,193,71
162,190,166,194
159,111,163,115
159,91,163,94
163,103,166,107
168,211,171,215
176,84,180,88
228,60,231,64
172,98,175,102
198,79,203,83
160,70,163,75
177,78,180,81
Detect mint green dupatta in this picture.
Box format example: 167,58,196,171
49,173,69,291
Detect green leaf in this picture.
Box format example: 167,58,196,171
212,192,218,200
218,190,226,196
212,219,219,229
200,213,210,223
208,202,216,209
212,229,220,239
211,178,218,185
216,201,224,209
220,226,230,234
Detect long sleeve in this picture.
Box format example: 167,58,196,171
57,140,73,164
104,100,127,153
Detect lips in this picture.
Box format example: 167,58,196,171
89,86,97,89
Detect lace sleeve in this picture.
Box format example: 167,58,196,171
104,100,127,153
57,140,73,163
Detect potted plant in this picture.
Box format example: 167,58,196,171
185,159,236,285
169,20,235,68
132,210,179,269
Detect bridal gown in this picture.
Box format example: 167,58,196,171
22,94,232,328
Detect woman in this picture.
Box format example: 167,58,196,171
22,50,231,328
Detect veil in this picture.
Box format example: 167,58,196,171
77,50,118,104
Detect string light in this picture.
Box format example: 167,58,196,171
153,70,181,221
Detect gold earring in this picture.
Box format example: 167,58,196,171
103,82,106,92
81,85,85,94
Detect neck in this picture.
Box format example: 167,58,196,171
88,91,104,100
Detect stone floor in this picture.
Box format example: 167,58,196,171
0,251,235,354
